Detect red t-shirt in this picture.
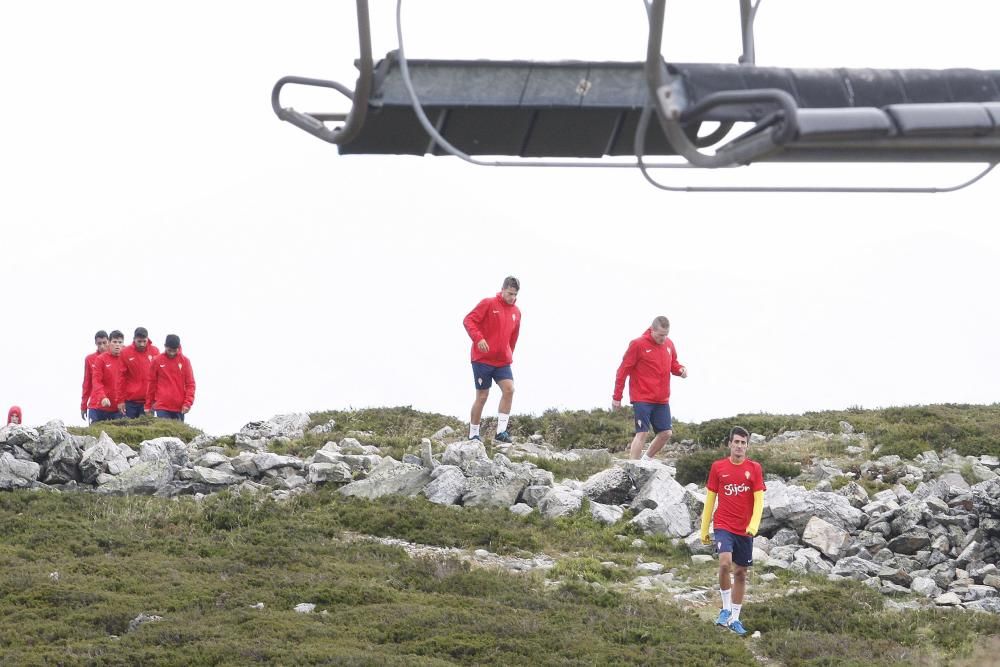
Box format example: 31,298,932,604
706,457,766,536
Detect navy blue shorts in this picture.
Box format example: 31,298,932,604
88,408,123,423
632,402,672,433
155,410,185,422
715,528,754,567
472,362,513,390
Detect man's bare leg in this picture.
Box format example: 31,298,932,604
645,429,673,459
628,431,650,459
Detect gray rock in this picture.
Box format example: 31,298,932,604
887,531,932,555
766,480,865,531
98,458,173,495
791,547,832,575
582,466,634,505
240,414,311,441
252,453,304,472
430,425,455,440
43,437,83,484
230,452,258,477
879,567,913,587
509,503,533,516
32,420,70,457
836,481,870,508
934,591,963,606
589,501,625,525
441,441,490,471
520,485,551,508
0,424,39,449
631,467,686,512
965,585,999,602
338,459,431,499
80,433,129,484
462,470,531,509
537,487,584,519
306,462,353,484
192,466,244,486
195,451,231,468
831,556,881,580
839,420,855,435
631,505,691,538
139,437,190,467
771,528,800,547
423,465,467,505
802,516,851,560
0,452,41,482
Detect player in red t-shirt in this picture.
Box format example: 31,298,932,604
700,426,766,636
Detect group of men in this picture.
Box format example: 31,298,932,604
463,276,765,636
81,328,196,423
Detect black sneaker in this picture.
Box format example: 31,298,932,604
494,431,513,443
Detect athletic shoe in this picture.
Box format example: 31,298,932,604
728,619,747,636
470,435,482,442
714,609,732,627
494,431,513,443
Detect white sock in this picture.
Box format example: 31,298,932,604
470,423,480,438
640,453,650,460
720,588,732,611
730,603,742,622
497,413,510,433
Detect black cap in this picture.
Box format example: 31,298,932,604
164,334,181,349
134,327,149,338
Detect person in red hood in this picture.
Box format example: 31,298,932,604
88,330,127,423
612,316,688,460
7,405,22,425
80,329,109,420
121,326,160,419
145,334,195,421
463,276,521,444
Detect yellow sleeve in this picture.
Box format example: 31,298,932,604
746,490,764,536
700,490,717,539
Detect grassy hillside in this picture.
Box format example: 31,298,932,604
5,403,999,664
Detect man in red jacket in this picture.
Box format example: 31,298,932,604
80,329,109,420
145,334,196,421
463,276,521,443
88,330,126,423
121,326,160,418
612,316,688,460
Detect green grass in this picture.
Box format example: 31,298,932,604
68,415,203,445
0,489,748,666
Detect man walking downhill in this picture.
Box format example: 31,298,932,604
87,330,127,423
145,334,196,421
463,276,521,443
700,426,766,637
80,330,109,421
612,316,687,460
121,327,160,418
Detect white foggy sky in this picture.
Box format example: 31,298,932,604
1,1,998,436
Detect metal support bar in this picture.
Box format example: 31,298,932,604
271,0,374,145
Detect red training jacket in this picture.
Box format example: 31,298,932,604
463,293,521,367
146,351,196,413
613,328,684,404
88,351,127,411
81,351,102,411
121,342,161,402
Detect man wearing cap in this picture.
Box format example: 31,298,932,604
88,330,127,423
121,327,160,419
81,330,109,421
145,334,196,421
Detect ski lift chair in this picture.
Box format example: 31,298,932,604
272,0,1000,192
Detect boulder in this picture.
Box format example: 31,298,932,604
537,487,584,519
632,505,691,538
423,465,467,505
139,437,190,467
98,458,173,495
631,467,686,511
43,438,83,484
887,531,932,555
441,441,490,474
80,433,129,484
582,466,634,505
306,462,353,484
252,453,305,472
0,452,40,482
192,466,244,486
589,501,625,525
338,459,431,499
463,470,531,509
239,413,311,441
802,516,851,560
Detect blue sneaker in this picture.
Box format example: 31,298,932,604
714,609,731,627
728,619,747,636
470,435,482,442
494,431,513,444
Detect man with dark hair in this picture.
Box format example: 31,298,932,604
81,330,109,420
612,316,687,459
463,276,521,443
700,426,765,637
87,330,126,423
121,327,160,418
145,334,196,421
